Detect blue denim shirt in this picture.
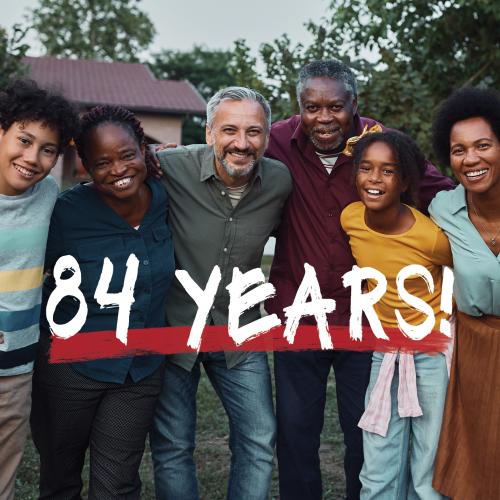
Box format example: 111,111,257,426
41,178,175,383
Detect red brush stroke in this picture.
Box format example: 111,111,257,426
49,325,450,363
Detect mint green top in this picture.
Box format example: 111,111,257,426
429,185,500,316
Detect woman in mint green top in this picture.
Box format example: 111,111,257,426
428,87,500,500
430,184,500,314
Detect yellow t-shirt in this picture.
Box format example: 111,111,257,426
340,201,453,329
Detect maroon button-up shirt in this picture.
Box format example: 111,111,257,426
265,113,455,326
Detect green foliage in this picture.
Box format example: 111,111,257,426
0,25,29,89
314,0,499,165
151,45,235,101
230,0,498,170
231,30,346,121
31,0,155,62
230,40,268,95
149,45,238,144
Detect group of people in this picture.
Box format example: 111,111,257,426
0,58,498,500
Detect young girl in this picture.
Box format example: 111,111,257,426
340,131,452,499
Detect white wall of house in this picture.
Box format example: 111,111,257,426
136,113,184,145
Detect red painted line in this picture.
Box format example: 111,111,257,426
49,326,450,363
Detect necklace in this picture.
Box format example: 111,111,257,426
469,198,500,246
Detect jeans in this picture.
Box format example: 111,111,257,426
151,352,276,500
360,352,449,500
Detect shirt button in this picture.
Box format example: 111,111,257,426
143,259,149,265
221,191,226,196
328,211,334,217
212,306,216,310
229,217,233,222
223,247,228,253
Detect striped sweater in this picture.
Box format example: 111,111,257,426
0,176,58,375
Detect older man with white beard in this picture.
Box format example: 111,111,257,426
150,87,292,500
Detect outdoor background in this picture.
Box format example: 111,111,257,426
2,0,498,165
1,0,498,498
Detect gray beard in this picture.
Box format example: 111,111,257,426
310,133,345,154
220,156,256,178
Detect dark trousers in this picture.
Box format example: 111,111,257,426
31,356,163,500
275,350,372,500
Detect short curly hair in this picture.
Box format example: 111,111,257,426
75,105,155,176
297,59,357,102
352,131,426,207
0,79,79,153
432,87,500,167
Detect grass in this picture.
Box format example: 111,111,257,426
17,362,346,499
17,254,346,499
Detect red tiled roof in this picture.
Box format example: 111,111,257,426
23,56,206,115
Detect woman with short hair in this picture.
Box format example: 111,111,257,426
429,87,500,500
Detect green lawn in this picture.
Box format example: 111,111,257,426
17,254,346,499
17,358,346,499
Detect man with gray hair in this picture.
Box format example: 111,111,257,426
265,59,454,499
150,86,292,499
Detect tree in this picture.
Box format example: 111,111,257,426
230,28,351,122
230,0,499,169
0,24,30,89
31,0,155,62
308,0,500,164
151,45,236,101
150,46,238,144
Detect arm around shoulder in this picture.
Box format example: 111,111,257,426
418,161,455,213
428,187,461,230
432,225,453,267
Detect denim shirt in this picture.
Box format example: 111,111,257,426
41,177,175,383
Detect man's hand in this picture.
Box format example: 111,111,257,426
147,143,178,179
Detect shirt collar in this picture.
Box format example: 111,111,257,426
200,146,217,181
449,184,467,214
199,144,263,184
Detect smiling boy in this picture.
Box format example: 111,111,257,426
0,79,78,500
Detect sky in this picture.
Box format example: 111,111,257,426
1,0,330,58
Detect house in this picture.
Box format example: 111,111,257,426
23,56,206,186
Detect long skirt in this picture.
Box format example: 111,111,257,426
432,311,500,500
